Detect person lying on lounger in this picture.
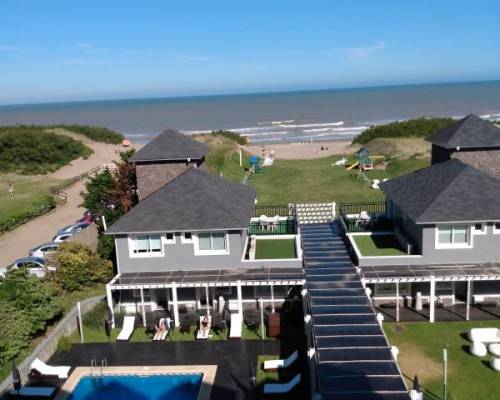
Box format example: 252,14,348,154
153,318,167,340
200,315,210,336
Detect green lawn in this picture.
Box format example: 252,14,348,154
386,321,500,400
353,234,407,256
255,239,297,259
249,155,429,205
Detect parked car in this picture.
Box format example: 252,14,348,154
76,213,94,225
9,256,49,278
52,232,74,242
56,222,89,235
29,242,60,259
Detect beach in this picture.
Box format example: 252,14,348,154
242,139,355,160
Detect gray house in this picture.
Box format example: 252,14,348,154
106,130,303,323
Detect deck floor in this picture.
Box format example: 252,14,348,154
376,303,500,322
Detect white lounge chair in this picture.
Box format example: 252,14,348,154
196,315,212,340
263,350,299,371
263,373,301,394
469,328,500,344
117,315,135,341
491,357,500,371
470,341,487,357
9,386,56,398
229,313,242,339
30,358,71,379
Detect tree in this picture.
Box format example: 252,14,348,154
0,302,32,365
54,242,114,291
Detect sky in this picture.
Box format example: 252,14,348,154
1,0,500,105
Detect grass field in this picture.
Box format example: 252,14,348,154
249,155,429,205
386,321,500,400
353,234,406,256
255,239,297,259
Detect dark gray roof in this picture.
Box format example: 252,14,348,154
130,129,208,162
380,159,500,223
426,114,500,149
107,168,256,234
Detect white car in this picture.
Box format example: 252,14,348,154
52,232,74,242
29,242,60,259
8,257,48,278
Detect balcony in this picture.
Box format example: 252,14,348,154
250,205,297,236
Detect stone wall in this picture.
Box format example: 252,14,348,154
451,149,500,179
135,160,201,200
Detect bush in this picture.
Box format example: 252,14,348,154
353,117,455,145
0,126,93,174
56,336,73,353
0,303,32,363
83,300,108,329
54,242,114,291
0,194,56,233
54,125,124,144
210,130,247,145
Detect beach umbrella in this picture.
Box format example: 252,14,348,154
121,139,131,147
12,360,21,391
104,319,112,342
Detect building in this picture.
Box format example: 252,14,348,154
341,115,500,317
106,130,303,326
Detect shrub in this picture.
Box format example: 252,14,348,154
0,126,93,174
54,242,114,291
56,336,73,353
353,117,455,145
54,125,124,144
0,303,32,364
210,130,247,145
83,300,109,329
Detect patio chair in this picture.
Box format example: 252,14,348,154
29,358,71,379
117,315,135,341
9,386,56,398
263,373,301,394
196,315,212,340
229,313,243,339
263,350,299,372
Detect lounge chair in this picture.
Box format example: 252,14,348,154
229,313,243,339
263,350,299,372
117,315,135,341
263,373,301,394
469,328,500,344
30,358,71,379
153,318,171,341
9,386,56,398
196,315,212,340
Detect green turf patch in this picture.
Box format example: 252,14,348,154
255,239,296,259
353,234,407,256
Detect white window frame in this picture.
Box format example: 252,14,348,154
472,223,487,236
128,234,164,258
193,232,229,256
165,232,176,244
181,232,193,244
435,225,472,249
494,223,500,235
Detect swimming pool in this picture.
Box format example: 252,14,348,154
68,373,202,400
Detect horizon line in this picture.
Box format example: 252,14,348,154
1,78,500,109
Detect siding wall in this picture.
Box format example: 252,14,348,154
451,148,500,179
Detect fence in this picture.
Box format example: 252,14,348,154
0,295,104,397
68,222,99,251
252,205,296,218
338,201,386,216
249,220,297,235
50,165,103,204
341,216,394,233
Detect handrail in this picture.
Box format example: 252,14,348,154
100,359,107,376
90,359,97,377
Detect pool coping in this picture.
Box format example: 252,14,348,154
55,365,217,400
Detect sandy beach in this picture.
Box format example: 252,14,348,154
242,139,357,160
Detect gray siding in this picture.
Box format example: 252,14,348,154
116,230,301,272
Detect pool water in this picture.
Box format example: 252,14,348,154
68,373,202,400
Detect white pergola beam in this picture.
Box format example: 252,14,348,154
429,275,436,323
172,282,180,327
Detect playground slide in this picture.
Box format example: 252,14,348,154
346,161,359,171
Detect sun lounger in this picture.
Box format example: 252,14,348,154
117,315,135,341
9,386,56,398
229,313,242,339
196,315,212,340
30,358,71,379
469,328,500,343
263,373,301,394
153,318,171,341
263,350,299,371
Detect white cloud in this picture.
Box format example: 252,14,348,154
344,40,387,59
59,58,110,65
76,42,94,48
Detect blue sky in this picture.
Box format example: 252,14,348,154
1,0,500,104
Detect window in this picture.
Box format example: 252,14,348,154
181,232,193,244
129,235,163,257
436,225,471,248
165,233,175,244
374,283,410,296
194,232,228,255
133,288,151,300
473,223,487,235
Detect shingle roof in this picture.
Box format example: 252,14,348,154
130,129,208,162
426,114,500,149
380,159,500,224
107,168,256,234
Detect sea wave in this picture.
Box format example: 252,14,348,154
280,121,344,128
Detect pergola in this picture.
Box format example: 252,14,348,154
107,268,305,327
359,263,500,323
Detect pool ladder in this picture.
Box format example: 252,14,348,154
90,358,108,377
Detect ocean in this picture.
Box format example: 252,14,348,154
1,81,500,144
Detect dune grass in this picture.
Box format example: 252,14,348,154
386,321,500,400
